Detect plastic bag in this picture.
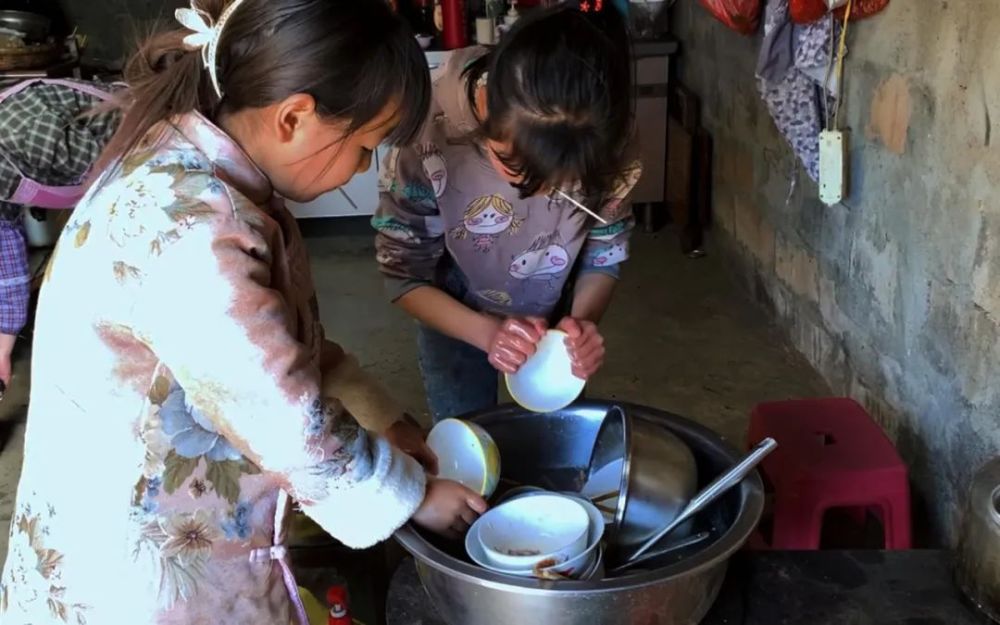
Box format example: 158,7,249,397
790,0,889,24
698,0,762,35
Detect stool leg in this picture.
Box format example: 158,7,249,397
771,498,824,550
881,495,912,550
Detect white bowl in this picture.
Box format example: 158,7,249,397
493,485,545,505
507,490,606,576
476,494,589,570
427,419,500,498
465,519,602,579
505,330,586,413
503,489,607,546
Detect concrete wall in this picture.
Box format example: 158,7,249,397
671,0,1000,544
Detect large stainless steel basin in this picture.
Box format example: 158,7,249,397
394,401,764,625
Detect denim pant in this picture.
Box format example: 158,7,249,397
416,323,499,423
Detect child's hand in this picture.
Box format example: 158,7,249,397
412,478,488,540
486,317,547,374
385,417,439,475
556,317,605,380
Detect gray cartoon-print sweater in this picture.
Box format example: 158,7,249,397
374,47,642,320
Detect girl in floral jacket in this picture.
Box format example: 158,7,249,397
0,1,484,624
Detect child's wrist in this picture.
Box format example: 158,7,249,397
471,314,502,352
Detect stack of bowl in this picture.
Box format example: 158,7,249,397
466,492,605,580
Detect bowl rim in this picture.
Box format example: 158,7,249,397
428,418,497,496
395,400,765,595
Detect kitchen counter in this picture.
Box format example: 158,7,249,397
386,550,989,625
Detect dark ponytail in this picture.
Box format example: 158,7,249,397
463,2,634,208
98,0,429,174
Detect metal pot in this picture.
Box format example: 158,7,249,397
0,11,50,43
394,401,765,625
956,457,1000,623
587,405,698,556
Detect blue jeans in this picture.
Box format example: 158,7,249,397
416,323,498,423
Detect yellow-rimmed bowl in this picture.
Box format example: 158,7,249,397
427,418,501,498
505,330,585,413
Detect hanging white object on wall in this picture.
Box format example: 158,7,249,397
818,130,847,206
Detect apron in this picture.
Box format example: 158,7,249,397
0,78,115,209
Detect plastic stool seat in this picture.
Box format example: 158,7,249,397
749,397,911,550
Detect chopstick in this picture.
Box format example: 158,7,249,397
589,490,619,504
594,502,617,515
556,189,608,224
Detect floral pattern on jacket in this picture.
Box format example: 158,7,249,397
0,113,426,625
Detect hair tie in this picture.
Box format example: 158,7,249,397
175,0,250,99
579,0,604,12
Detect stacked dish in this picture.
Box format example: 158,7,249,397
466,492,605,581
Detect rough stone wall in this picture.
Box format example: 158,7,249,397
671,0,1000,544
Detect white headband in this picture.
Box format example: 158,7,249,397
175,0,250,99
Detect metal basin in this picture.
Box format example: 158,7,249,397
395,401,765,625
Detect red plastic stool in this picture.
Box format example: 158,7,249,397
748,397,911,550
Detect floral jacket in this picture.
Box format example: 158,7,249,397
0,113,426,624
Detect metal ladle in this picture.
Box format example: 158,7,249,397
624,437,778,564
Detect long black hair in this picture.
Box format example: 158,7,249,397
99,0,429,171
463,2,634,208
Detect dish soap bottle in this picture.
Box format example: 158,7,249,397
326,585,352,625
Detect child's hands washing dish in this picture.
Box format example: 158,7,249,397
486,316,547,374
557,317,606,381
413,478,489,540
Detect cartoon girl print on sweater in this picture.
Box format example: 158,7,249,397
509,232,570,288
450,194,523,252
417,143,448,198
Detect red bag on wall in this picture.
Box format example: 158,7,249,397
790,0,890,25
698,0,762,35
